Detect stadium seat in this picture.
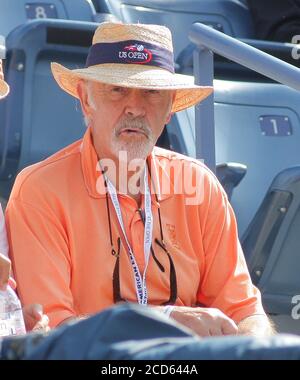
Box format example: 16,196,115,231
0,0,96,38
216,163,247,200
242,167,300,317
100,0,254,59
177,38,300,79
90,0,119,22
177,36,300,234
91,0,111,13
181,79,300,236
0,19,98,199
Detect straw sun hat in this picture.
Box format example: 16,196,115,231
51,22,213,113
0,78,9,99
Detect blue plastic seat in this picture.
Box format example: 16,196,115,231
176,32,300,234
242,167,300,317
181,78,300,236
100,0,254,59
0,19,98,199
0,0,96,38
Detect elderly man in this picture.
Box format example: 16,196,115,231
6,22,273,336
0,59,49,334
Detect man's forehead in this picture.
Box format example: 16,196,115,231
87,81,175,95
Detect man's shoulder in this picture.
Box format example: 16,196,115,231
152,147,226,204
153,146,215,176
11,139,82,198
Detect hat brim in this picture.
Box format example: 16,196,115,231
51,62,213,113
0,78,9,99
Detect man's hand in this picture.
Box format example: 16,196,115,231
22,303,50,333
168,306,238,337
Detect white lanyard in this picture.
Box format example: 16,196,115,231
105,166,153,305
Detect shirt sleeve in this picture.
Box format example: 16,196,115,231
5,198,76,328
197,172,266,323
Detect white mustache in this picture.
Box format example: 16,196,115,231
115,118,151,137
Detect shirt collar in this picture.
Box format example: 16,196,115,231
80,127,173,202
147,149,174,202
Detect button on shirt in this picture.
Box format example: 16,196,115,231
6,128,265,327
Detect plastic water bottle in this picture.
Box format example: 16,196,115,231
0,286,26,337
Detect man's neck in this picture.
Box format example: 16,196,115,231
91,133,150,205
102,157,147,206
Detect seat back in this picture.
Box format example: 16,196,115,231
216,162,247,200
215,81,300,236
181,77,300,236
0,19,98,199
242,167,300,316
91,0,111,13
0,0,96,38
102,0,254,59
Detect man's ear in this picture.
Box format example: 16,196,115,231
77,80,91,120
166,112,173,124
165,90,176,124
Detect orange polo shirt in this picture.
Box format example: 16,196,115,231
6,128,265,327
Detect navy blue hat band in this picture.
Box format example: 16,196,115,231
86,40,175,74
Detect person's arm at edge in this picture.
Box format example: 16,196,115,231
6,194,75,329
237,314,276,337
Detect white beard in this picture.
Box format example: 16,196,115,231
111,135,154,163
112,116,156,162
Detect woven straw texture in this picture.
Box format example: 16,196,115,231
51,22,213,112
0,78,9,99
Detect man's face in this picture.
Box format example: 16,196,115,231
78,81,174,163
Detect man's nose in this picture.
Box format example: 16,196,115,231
124,89,146,117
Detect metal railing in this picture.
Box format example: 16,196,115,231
189,22,300,172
